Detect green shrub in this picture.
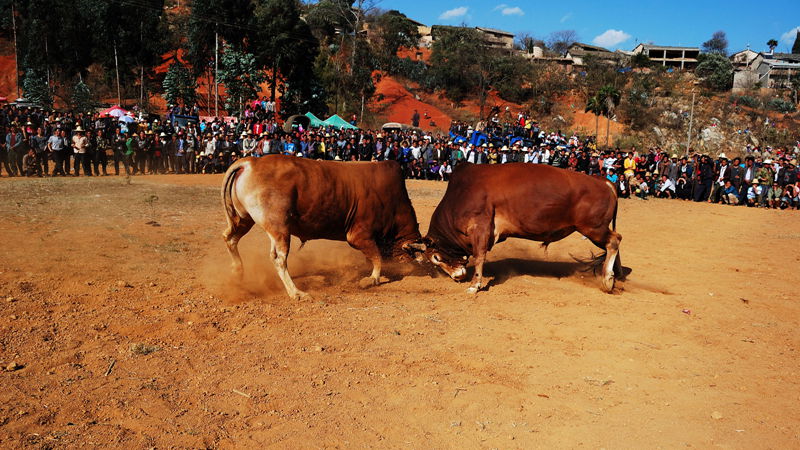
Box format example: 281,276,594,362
766,98,796,113
730,94,761,108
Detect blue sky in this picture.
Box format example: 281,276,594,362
374,0,800,53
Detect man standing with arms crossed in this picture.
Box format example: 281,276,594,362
48,129,68,176
30,127,49,176
71,127,90,176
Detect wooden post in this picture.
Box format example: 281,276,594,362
686,91,695,157
214,30,219,117
11,1,20,98
114,42,122,106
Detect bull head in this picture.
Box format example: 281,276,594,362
402,240,428,264
422,238,469,281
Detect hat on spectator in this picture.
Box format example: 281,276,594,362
790,159,797,165
718,152,728,160
764,159,772,164
481,143,487,148
75,126,84,132
501,145,509,151
752,179,760,184
160,132,166,137
671,154,678,158
241,132,247,138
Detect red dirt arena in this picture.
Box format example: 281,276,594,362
0,174,798,448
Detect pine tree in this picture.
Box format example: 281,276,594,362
163,61,197,107
792,31,800,54
22,69,52,108
217,44,266,116
70,80,95,113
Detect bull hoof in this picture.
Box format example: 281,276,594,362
466,286,480,295
601,276,615,293
358,277,380,289
291,290,314,301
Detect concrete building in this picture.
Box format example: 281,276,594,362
405,18,432,48
748,52,800,89
474,27,515,50
730,48,759,68
566,42,626,66
631,44,700,70
430,25,515,51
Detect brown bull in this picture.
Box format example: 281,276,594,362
420,163,623,293
222,155,424,300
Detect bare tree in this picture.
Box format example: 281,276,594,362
547,30,578,56
702,30,729,56
516,32,545,55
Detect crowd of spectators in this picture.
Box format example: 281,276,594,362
2,102,799,210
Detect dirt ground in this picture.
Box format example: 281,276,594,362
1,173,799,449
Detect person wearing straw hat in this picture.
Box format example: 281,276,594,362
241,131,256,157
71,126,90,176
743,178,760,206
755,159,774,189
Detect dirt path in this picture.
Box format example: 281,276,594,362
0,174,798,448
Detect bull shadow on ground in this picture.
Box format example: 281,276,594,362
483,258,588,288
481,257,632,290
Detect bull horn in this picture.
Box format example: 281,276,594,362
403,242,427,251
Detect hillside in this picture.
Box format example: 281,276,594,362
3,31,797,153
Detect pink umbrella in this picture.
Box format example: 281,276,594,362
100,105,128,118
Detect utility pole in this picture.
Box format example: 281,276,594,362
11,1,20,98
214,29,219,117
686,91,695,157
45,38,50,90
114,42,122,106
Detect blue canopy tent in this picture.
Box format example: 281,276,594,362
324,114,358,130
304,112,326,128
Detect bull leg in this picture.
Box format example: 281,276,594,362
347,234,383,289
613,248,625,280
267,232,311,301
582,226,622,293
466,251,487,295
600,232,622,292
223,216,254,280
466,222,492,295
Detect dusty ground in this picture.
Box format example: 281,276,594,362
0,173,799,449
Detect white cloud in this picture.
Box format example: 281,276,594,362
592,29,632,48
501,6,524,16
780,26,800,45
439,6,469,20
560,12,573,23
493,4,508,11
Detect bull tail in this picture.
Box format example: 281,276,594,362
222,162,243,222
612,198,618,231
